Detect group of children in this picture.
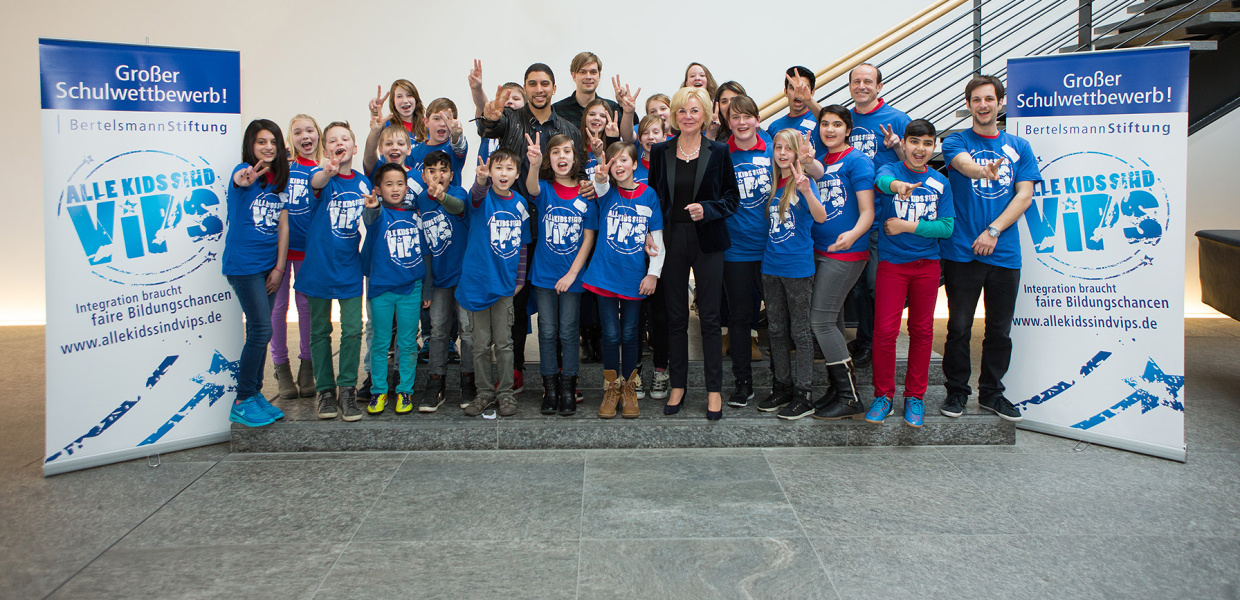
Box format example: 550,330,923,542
221,61,1035,430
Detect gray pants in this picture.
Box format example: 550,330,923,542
763,274,814,390
429,286,474,376
810,255,868,364
464,296,514,402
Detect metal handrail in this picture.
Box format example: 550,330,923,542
1135,0,1227,45
758,0,970,120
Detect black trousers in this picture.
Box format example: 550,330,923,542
723,260,763,382
942,259,1021,401
512,251,533,372
663,222,725,392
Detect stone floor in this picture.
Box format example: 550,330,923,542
2,319,1238,599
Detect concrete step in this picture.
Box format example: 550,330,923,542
232,385,1013,453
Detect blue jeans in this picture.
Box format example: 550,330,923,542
534,287,581,377
369,285,422,395
227,272,276,400
598,295,642,377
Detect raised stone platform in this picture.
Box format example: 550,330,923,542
231,359,1014,453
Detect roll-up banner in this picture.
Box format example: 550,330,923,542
1006,45,1188,461
40,39,242,475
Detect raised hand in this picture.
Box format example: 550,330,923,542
890,180,921,200
450,118,464,141
613,76,640,115
604,111,620,138
363,191,380,208
786,74,813,104
983,157,1005,180
474,157,489,185
467,59,484,91
235,161,270,187
426,178,446,200
370,112,384,132
525,132,543,167
482,84,506,121
798,132,817,167
594,154,614,184
368,85,390,117
318,154,341,178
880,124,901,149
587,128,605,158
795,170,814,197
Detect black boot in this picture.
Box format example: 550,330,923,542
357,373,373,400
459,372,476,409
541,375,559,415
757,380,793,412
559,375,576,416
421,374,447,412
727,379,753,408
814,360,865,420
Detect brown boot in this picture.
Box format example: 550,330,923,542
721,330,730,356
274,362,298,399
296,360,315,397
598,370,620,419
620,369,640,418
750,334,763,360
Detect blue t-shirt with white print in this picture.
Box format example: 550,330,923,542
724,131,775,262
295,169,369,299
361,206,427,298
811,148,875,255
582,183,663,299
408,139,468,188
454,188,531,312
416,185,470,289
941,129,1042,269
633,156,650,186
223,163,285,277
874,161,955,264
849,100,911,170
766,110,819,141
284,157,317,253
531,181,598,293
761,180,819,279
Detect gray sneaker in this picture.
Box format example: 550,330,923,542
650,370,670,400
340,387,362,422
463,394,495,417
497,395,518,417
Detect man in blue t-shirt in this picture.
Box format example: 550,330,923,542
765,66,823,140
845,63,912,369
939,75,1042,423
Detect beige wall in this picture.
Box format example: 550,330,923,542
3,1,1233,322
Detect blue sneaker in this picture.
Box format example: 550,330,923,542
251,394,284,420
903,397,924,428
864,396,893,424
230,397,276,427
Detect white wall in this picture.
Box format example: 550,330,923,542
1185,108,1240,316
2,0,1232,322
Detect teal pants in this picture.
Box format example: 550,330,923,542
369,284,422,395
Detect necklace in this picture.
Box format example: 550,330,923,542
677,140,700,160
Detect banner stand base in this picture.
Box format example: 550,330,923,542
1017,421,1186,463
43,431,231,477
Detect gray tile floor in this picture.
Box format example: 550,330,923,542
2,320,1238,599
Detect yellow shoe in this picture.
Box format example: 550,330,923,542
395,392,414,414
367,393,387,415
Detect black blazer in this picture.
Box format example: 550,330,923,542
648,135,740,254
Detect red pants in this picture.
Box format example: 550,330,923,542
872,259,939,399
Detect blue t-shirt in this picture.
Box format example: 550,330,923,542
941,129,1042,269
408,139,468,187
811,148,875,255
531,181,598,292
761,181,819,279
361,206,427,298
284,157,317,253
371,159,425,208
295,169,369,299
583,152,601,183
724,132,775,262
223,163,285,276
454,189,531,312
849,100,912,170
633,156,650,186
416,185,470,289
582,183,663,299
874,162,955,264
766,110,819,141
477,138,500,167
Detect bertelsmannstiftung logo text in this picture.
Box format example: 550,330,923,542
1024,151,1168,280
59,149,225,286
